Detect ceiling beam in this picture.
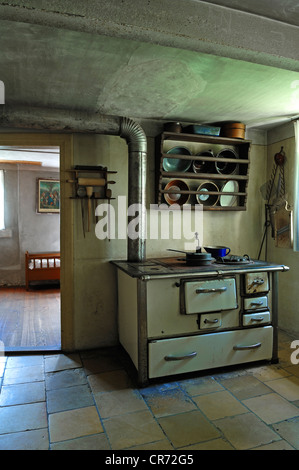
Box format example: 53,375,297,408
0,105,121,134
0,0,298,72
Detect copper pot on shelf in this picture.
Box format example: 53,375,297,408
163,122,182,133
220,122,246,139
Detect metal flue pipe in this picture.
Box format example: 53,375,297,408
120,117,147,262
0,106,147,262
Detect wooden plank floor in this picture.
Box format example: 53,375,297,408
0,286,61,352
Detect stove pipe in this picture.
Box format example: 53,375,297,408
120,117,147,262
0,106,147,262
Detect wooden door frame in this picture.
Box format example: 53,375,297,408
0,132,75,351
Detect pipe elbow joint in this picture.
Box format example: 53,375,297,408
120,117,147,154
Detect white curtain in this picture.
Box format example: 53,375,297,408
293,120,299,251
0,170,4,230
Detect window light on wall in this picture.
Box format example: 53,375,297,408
0,170,4,230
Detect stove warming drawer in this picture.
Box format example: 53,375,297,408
148,326,273,379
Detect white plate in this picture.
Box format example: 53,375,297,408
220,180,238,206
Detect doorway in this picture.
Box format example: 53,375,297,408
0,133,74,353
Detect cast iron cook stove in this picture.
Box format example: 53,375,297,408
112,254,289,385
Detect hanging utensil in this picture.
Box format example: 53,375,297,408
86,186,93,232
258,146,287,259
274,200,293,248
77,186,86,237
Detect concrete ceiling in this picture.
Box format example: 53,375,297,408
201,0,299,26
0,0,298,142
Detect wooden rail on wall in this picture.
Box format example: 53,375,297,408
0,160,42,165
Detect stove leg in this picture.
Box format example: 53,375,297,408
137,279,149,386
271,271,279,363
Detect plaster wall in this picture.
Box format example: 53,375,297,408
266,122,299,337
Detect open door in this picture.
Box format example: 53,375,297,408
0,133,74,352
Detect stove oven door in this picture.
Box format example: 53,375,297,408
182,277,237,314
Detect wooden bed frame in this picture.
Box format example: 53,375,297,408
25,251,60,290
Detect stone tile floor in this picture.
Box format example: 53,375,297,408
0,329,299,450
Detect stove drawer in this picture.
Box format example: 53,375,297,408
242,311,271,326
183,278,237,314
244,296,268,311
245,272,269,294
199,309,239,330
148,326,273,378
199,313,222,330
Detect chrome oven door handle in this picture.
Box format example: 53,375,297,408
164,351,197,361
196,287,227,294
233,342,262,351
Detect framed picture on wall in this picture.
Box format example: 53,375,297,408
37,178,60,213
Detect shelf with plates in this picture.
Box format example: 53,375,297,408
155,131,251,211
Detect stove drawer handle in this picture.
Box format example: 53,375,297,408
196,287,227,294
233,342,262,351
164,351,197,361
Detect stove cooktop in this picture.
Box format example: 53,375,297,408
112,256,289,278
155,255,254,268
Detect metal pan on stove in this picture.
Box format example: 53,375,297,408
167,249,213,266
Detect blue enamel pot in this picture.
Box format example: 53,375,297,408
204,246,231,257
